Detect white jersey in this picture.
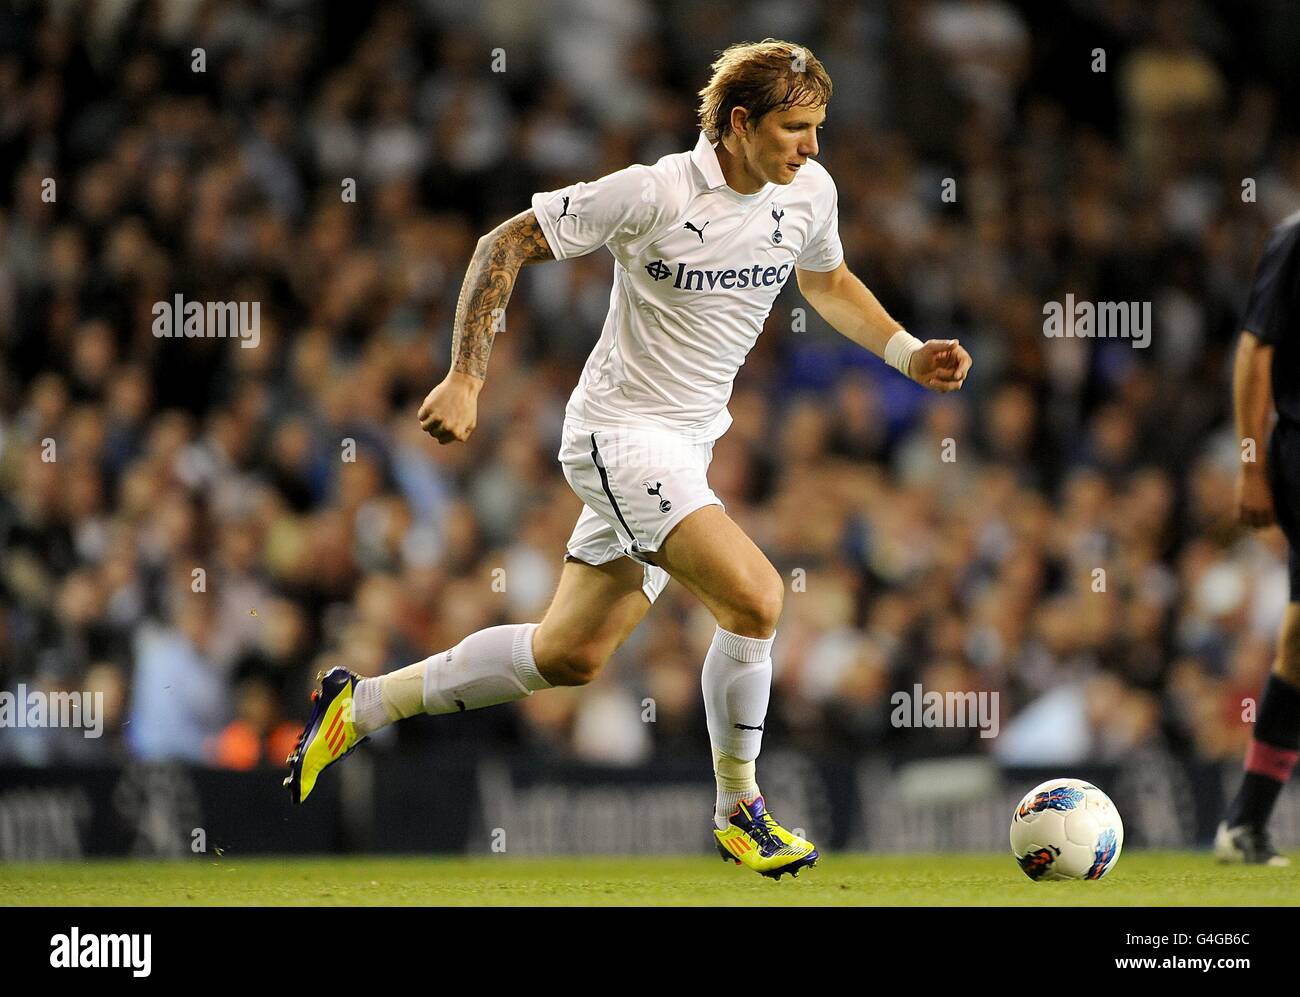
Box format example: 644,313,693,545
531,131,843,443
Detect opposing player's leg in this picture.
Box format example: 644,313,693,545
645,504,818,879
1217,601,1300,865
285,555,651,804
1219,424,1300,864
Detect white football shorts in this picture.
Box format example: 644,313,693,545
557,422,725,603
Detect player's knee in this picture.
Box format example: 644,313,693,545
1277,635,1300,684
723,571,784,637
1277,607,1300,684
537,643,608,687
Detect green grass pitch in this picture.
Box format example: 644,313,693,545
2,852,1298,905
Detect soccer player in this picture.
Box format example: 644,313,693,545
1216,209,1300,866
286,39,972,879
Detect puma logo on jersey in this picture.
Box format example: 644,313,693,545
557,195,577,220
684,220,710,243
644,480,672,513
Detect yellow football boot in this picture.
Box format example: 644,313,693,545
284,667,364,804
714,795,819,880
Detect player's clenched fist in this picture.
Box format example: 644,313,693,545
418,373,482,444
910,339,972,393
1236,468,1276,528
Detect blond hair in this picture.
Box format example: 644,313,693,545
697,39,832,142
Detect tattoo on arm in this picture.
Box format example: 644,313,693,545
450,209,554,380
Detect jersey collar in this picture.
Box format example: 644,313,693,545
691,131,728,189
691,131,771,201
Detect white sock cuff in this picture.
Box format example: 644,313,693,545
512,622,550,691
351,676,388,736
714,626,775,663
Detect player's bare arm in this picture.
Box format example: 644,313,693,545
796,261,972,391
1234,329,1275,527
418,209,555,443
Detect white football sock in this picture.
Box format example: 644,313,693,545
701,626,773,829
352,623,550,736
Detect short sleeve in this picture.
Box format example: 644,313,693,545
795,174,844,273
1243,217,1300,346
531,165,669,261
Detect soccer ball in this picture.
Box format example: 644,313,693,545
1010,778,1124,881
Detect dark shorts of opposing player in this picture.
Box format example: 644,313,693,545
558,423,724,604
1268,418,1300,601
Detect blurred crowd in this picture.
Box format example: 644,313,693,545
2,0,1300,771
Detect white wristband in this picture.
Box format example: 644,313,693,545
884,329,924,377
